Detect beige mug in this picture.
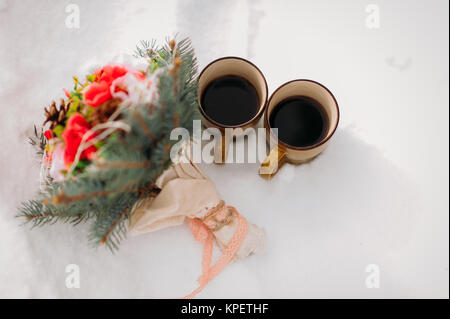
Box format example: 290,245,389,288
259,79,340,177
198,57,268,163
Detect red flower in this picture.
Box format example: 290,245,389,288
62,114,97,166
84,64,145,107
44,129,53,140
63,88,71,98
84,81,112,106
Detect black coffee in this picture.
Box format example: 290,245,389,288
201,75,259,126
269,96,328,147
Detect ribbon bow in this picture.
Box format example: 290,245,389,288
183,203,248,298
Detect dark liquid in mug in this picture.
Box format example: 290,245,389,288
269,96,328,147
201,75,259,126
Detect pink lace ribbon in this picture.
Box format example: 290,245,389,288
182,206,248,299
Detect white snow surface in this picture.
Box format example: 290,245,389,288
0,0,448,298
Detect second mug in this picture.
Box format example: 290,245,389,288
259,79,340,177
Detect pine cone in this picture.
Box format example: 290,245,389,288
91,98,121,127
43,99,70,129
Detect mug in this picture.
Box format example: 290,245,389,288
198,57,268,163
259,79,339,177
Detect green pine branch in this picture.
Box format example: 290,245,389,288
28,125,46,158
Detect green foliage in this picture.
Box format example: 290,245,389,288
19,37,199,252
28,125,46,158
53,125,64,138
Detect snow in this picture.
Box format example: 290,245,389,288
0,0,448,298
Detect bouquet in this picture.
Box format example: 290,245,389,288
19,38,265,297
20,38,198,250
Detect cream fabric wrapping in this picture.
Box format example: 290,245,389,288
129,160,265,259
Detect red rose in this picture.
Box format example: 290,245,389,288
84,64,145,107
84,80,112,107
62,114,97,166
44,129,53,140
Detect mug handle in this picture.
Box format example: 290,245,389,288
214,132,232,164
259,146,286,177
